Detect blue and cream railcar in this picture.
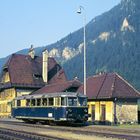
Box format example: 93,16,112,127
12,92,88,124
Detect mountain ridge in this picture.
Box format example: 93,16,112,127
0,0,140,91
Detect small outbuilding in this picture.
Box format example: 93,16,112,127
78,73,140,124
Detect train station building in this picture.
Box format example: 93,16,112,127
78,73,140,124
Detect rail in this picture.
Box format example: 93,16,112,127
0,120,140,140
0,127,65,140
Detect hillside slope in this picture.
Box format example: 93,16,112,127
0,0,140,91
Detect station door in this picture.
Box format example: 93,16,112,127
100,105,106,122
91,105,95,121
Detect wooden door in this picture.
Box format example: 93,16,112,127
91,105,95,121
101,105,106,121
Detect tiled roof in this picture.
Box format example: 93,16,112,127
0,54,67,89
78,73,140,99
32,79,81,94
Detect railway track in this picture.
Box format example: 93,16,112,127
0,120,140,140
0,127,66,140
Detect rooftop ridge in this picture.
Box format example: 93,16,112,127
96,73,108,99
110,73,117,98
90,72,117,79
44,79,80,87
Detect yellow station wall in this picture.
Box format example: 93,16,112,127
0,88,34,118
0,88,16,118
88,101,114,123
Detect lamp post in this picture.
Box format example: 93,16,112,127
77,6,86,95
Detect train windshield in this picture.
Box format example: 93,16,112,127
68,97,77,106
78,97,87,106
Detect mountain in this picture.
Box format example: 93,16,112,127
0,0,140,91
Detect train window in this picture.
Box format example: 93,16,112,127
48,98,54,106
68,97,77,106
31,99,35,106
78,97,87,106
20,100,26,107
61,97,67,106
42,98,47,106
36,99,41,106
55,97,60,106
26,99,30,106
17,100,21,107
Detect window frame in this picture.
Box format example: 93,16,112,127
17,100,21,107
48,97,54,106
67,97,78,107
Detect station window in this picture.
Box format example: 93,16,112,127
48,98,54,106
42,98,47,106
17,100,21,107
36,99,41,106
31,99,35,106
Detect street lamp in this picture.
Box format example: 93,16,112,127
77,6,86,95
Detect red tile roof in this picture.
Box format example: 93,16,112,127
78,73,140,99
32,79,81,94
0,54,67,88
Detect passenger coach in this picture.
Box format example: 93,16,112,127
12,92,88,124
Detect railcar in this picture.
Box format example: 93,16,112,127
11,92,88,124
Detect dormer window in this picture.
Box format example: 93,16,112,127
1,66,10,83
3,66,8,72
33,74,42,79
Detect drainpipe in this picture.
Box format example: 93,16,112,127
114,98,117,125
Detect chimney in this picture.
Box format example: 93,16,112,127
28,44,35,59
42,49,49,83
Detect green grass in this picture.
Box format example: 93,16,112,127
115,124,140,129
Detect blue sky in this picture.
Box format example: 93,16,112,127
0,0,120,58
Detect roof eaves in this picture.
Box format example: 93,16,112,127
10,83,44,89
90,96,114,101
0,82,12,90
